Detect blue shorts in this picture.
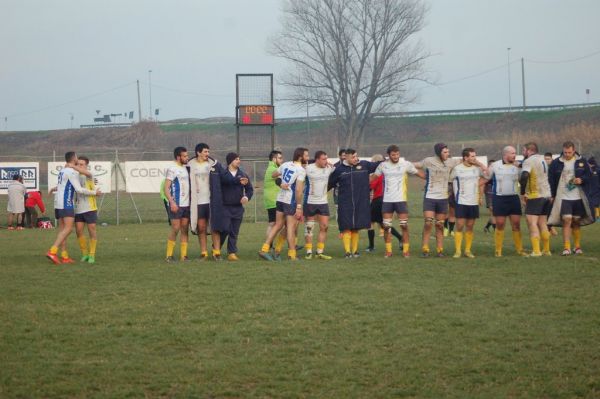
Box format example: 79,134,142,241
197,204,210,220
169,206,190,220
525,198,552,216
55,208,75,219
560,199,585,218
75,211,98,224
423,198,449,214
276,201,296,216
304,203,330,217
455,204,479,219
492,195,521,217
382,201,408,215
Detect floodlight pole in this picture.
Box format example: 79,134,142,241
521,58,526,111
148,70,152,121
136,80,142,122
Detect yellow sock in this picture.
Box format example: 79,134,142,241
422,244,430,253
596,207,600,218
305,242,313,253
385,242,392,253
530,236,541,254
342,232,351,253
454,231,463,254
512,231,523,253
564,241,571,251
437,246,443,254
212,248,221,256
494,229,504,255
316,242,325,254
402,243,410,254
78,237,88,255
201,250,208,257
573,228,581,248
166,240,176,257
351,231,359,253
261,243,270,253
89,239,97,256
275,234,286,253
180,242,188,258
465,231,474,253
61,250,69,259
541,230,550,253
50,246,59,255
288,249,297,259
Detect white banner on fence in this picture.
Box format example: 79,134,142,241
0,162,40,194
125,161,172,193
48,162,112,193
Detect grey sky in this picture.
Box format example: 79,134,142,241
1,0,599,131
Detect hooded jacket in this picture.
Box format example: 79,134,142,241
189,157,228,233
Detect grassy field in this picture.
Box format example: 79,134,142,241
1,212,600,397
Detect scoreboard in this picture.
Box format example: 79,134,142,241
237,105,274,126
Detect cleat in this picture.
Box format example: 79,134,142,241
574,247,583,255
198,254,209,262
542,251,552,256
304,253,313,260
81,255,90,262
295,245,304,251
258,251,274,261
436,252,446,258
464,252,475,258
87,256,95,264
46,251,61,265
61,257,76,264
344,252,353,259
7,226,15,230
561,249,571,256
453,252,461,259
421,251,430,258
180,256,191,262
364,247,375,253
352,252,361,258
165,256,176,263
529,252,542,258
272,253,282,261
402,252,410,258
227,253,239,261
384,252,393,258
16,226,24,230
212,254,223,262
315,253,332,260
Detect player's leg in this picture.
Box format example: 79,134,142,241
494,215,506,257
464,218,476,257
434,212,447,256
179,215,190,261
509,214,524,255
86,222,98,263
421,209,435,257
260,210,286,260
315,213,331,259
398,211,410,257
382,210,394,257
538,213,551,255
526,214,541,256
57,216,76,263
166,217,181,261
76,219,89,261
304,214,315,259
197,217,208,257
286,214,299,260
453,217,466,257
572,218,582,254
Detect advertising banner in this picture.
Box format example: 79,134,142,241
48,162,112,193
0,162,39,194
124,161,172,193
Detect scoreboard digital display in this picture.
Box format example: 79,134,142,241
237,105,274,125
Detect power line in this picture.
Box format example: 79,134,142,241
437,60,520,86
151,83,233,98
526,48,600,64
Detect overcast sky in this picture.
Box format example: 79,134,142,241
2,0,599,131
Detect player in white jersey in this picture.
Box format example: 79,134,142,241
259,147,308,261
372,145,424,258
164,146,190,262
414,143,463,257
74,156,100,264
519,142,552,257
450,148,486,258
46,152,100,265
484,146,525,257
303,151,335,260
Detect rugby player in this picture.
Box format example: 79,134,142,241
450,148,486,258
74,156,100,264
519,142,552,257
189,143,214,260
371,145,424,258
264,150,283,239
164,146,190,262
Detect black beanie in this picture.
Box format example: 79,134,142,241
226,152,239,165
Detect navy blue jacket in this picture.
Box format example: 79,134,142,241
208,161,228,232
548,154,593,199
220,168,254,206
328,160,380,231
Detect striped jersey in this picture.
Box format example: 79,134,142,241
420,157,461,199
451,163,484,206
488,160,520,196
373,160,418,202
165,163,190,207
276,161,306,205
521,154,551,198
75,176,98,214
190,159,210,205
54,167,95,210
305,163,334,205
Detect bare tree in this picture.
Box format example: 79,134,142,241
271,0,429,149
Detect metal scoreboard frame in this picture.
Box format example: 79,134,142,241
235,73,275,154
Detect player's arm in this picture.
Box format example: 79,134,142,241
72,164,92,178
294,178,305,218
69,173,98,196
370,164,383,182
244,174,254,202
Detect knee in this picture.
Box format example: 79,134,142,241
424,217,434,228
382,218,393,230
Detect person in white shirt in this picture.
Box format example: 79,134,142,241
371,145,424,258
303,150,335,260
164,147,190,262
484,146,525,257
6,175,26,230
450,148,486,258
259,147,308,261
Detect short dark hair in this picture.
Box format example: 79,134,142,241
78,155,90,165
345,148,356,155
563,141,575,150
386,145,400,155
524,142,538,153
544,152,553,158
293,147,308,162
462,148,475,160
268,150,282,161
195,143,209,155
65,151,76,163
338,149,346,157
13,174,21,181
314,150,327,160
174,146,187,159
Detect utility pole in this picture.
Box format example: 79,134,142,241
507,47,512,111
136,80,142,122
148,70,152,121
521,58,526,111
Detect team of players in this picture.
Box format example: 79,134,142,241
45,140,599,264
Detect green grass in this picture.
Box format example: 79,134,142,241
1,216,600,397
